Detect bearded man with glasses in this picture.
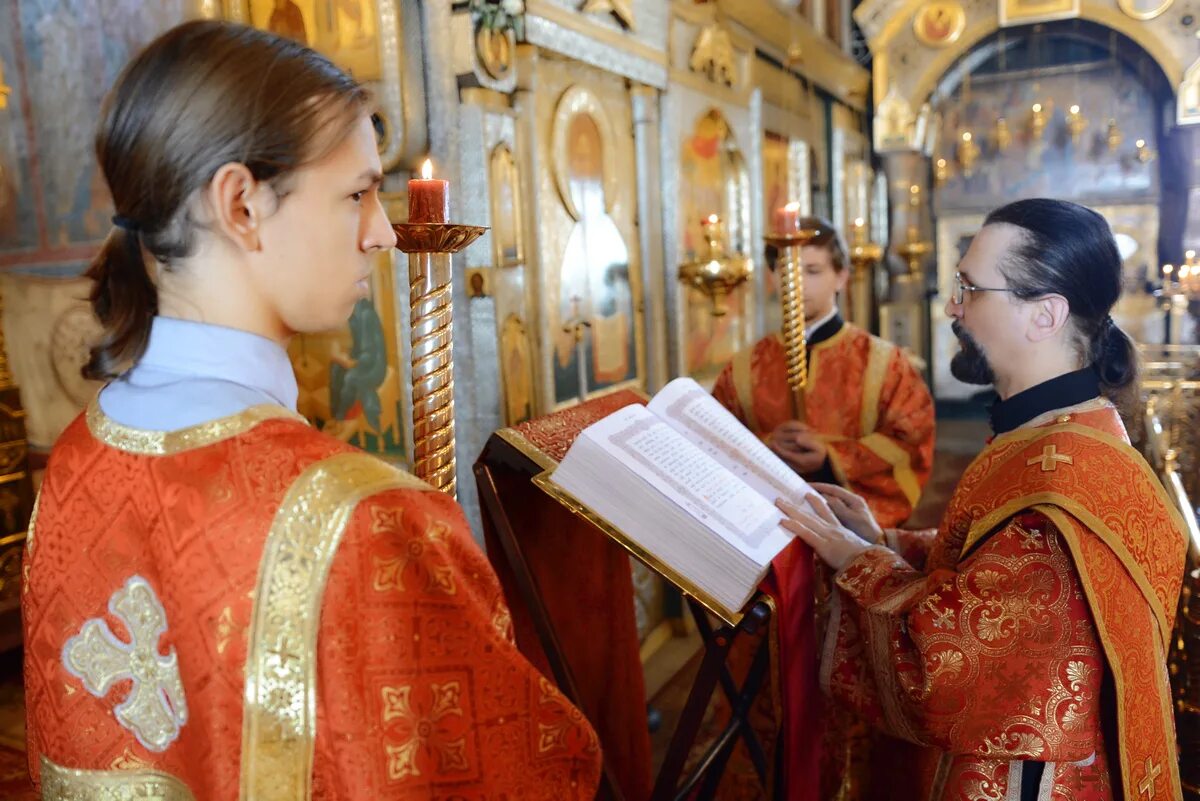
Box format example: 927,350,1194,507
778,198,1187,801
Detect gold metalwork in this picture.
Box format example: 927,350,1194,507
1107,119,1124,152
242,452,428,801
934,157,951,185
1136,138,1157,163
1066,104,1089,144
999,0,1080,26
689,23,738,87
62,576,187,753
87,400,304,457
41,754,196,801
993,117,1012,152
765,222,824,421
0,58,10,111
475,26,515,81
393,223,487,497
847,220,883,330
677,214,752,317
912,0,966,47
0,291,12,391
580,0,635,30
956,130,979,176
1030,102,1048,142
1118,0,1174,20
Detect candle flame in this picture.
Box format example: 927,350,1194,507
421,158,433,180
784,201,800,212
1032,103,1042,113
1069,104,1080,115
1165,264,1175,275
1135,139,1146,148
707,213,719,224
853,217,865,228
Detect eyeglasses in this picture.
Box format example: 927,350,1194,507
952,271,1019,305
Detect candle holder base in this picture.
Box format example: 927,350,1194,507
393,223,487,254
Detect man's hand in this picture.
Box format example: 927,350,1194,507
768,420,829,476
809,483,884,545
776,496,873,571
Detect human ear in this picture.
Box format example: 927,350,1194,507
205,162,270,252
1027,293,1071,343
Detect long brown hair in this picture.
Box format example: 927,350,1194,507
84,20,368,379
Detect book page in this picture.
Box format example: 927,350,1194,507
647,377,814,506
559,405,792,562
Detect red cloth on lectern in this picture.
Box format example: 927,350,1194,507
480,391,653,801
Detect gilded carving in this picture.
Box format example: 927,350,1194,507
1117,0,1174,18
228,0,415,170
1179,58,1200,126
913,0,967,46
580,0,636,30
689,24,738,88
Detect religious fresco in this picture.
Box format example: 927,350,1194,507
680,108,751,380
934,65,1158,210
499,313,535,425
0,1,188,262
489,143,524,267
288,248,409,462
548,84,640,408
251,0,381,79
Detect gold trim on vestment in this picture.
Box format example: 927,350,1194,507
731,343,761,435
240,452,430,801
40,754,196,800
87,396,306,456
1042,506,1183,801
25,488,40,557
958,422,1187,646
858,433,922,507
859,335,892,436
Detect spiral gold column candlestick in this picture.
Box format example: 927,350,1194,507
393,223,486,497
765,225,822,421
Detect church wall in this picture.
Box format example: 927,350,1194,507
928,56,1168,398
0,0,867,534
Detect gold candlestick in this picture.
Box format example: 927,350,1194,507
848,218,883,331
393,223,487,497
765,222,824,421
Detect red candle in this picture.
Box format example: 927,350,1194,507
408,158,448,224
773,201,801,235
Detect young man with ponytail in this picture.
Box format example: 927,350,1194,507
21,21,600,800
780,199,1187,801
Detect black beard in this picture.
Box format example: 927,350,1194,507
949,321,996,385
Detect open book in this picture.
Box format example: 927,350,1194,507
548,377,815,622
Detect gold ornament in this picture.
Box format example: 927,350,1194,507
957,131,979,176
1065,104,1088,144
993,117,1011,152
1106,119,1123,152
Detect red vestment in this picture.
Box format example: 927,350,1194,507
823,401,1187,800
710,323,936,800
23,402,601,800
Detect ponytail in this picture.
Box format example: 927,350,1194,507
1093,316,1140,412
83,225,157,380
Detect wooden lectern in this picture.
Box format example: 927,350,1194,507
474,391,781,801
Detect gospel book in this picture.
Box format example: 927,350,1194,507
548,377,814,622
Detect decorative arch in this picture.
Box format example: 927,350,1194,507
862,0,1188,144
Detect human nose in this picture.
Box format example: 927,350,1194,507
362,194,397,252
